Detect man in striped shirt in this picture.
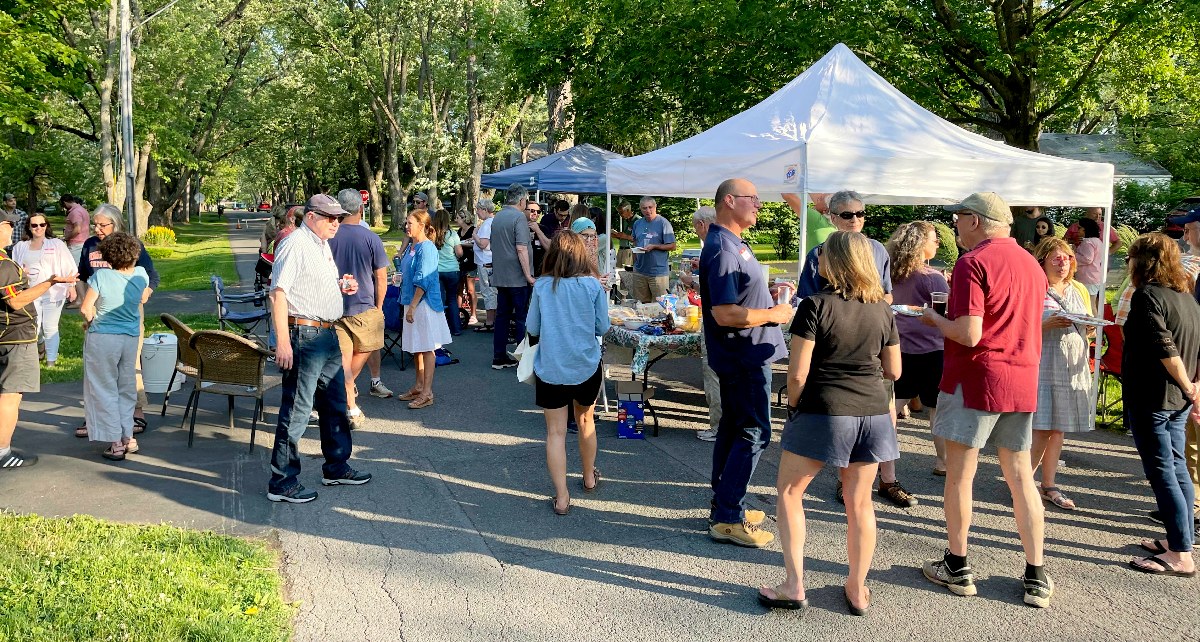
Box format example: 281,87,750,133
266,194,372,504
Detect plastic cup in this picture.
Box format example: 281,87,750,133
930,292,948,315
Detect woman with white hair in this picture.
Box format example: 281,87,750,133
75,204,160,438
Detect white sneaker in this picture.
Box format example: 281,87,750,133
369,380,393,398
696,427,718,441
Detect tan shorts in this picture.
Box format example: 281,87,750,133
336,307,385,355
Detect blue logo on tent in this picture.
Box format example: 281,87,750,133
784,164,798,183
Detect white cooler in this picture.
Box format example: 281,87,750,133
141,333,182,394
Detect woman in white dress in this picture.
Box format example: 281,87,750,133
12,213,77,367
396,209,451,409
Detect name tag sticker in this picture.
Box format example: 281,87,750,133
739,247,752,261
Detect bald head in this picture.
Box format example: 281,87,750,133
715,178,754,213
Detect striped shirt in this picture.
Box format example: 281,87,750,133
270,224,343,322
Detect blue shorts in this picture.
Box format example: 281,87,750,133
780,411,899,467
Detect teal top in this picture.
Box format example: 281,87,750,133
437,230,460,273
88,267,148,336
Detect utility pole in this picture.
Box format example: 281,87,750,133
119,0,136,234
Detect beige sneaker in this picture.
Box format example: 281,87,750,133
709,521,774,548
745,509,766,525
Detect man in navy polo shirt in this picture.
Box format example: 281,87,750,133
700,178,794,548
630,196,676,302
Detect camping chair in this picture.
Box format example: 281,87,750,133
211,275,269,344
1097,304,1124,428
381,284,408,370
159,313,200,417
181,329,281,452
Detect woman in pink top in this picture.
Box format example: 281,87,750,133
1073,217,1105,309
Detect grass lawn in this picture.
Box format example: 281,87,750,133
0,512,292,642
149,220,241,291
40,313,220,384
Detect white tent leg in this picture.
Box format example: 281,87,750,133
797,147,810,281
1090,199,1115,431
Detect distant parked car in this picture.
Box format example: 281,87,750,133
257,202,271,212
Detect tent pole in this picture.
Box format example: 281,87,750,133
1090,197,1115,431
535,189,540,204
605,193,612,275
797,146,810,283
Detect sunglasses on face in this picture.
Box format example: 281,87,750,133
835,211,866,220
29,222,47,229
315,213,345,222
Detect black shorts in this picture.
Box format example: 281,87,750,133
894,350,943,408
535,364,603,409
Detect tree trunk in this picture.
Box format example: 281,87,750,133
465,31,482,212
133,134,153,234
358,142,384,227
546,80,574,154
97,2,119,204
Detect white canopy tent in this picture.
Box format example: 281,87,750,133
605,43,1117,427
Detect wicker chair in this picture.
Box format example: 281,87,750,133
159,313,200,417
182,329,281,452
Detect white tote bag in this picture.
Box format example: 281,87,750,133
514,336,537,385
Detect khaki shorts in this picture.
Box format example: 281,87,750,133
0,342,39,394
630,272,668,303
336,307,385,355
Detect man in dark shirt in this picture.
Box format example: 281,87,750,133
0,209,77,469
700,178,793,548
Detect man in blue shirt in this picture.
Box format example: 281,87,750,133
630,196,676,302
700,178,794,548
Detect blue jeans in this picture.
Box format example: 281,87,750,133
268,326,353,494
1128,405,1196,552
439,270,461,335
711,363,773,524
494,285,531,360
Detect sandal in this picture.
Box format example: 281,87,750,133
102,445,127,461
549,497,570,516
472,324,494,333
1129,554,1197,577
1039,485,1076,510
133,414,147,435
582,469,601,494
408,396,434,409
1139,539,1169,555
75,425,88,438
397,389,422,401
123,438,139,454
757,585,807,610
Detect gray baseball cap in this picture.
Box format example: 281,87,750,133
304,193,348,216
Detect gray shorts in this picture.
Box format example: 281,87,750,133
0,342,40,394
932,384,1033,451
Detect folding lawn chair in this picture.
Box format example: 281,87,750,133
382,284,408,370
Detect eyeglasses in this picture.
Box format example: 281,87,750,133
835,211,866,220
29,223,47,229
730,194,761,206
580,232,598,240
92,221,114,229
314,212,345,222
951,212,977,224
1047,255,1072,265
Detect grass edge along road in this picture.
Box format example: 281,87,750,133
0,512,293,642
147,219,240,292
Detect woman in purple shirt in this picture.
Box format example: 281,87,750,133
887,222,949,474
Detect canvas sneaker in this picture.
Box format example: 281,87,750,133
1023,574,1053,608
369,381,394,398
696,427,718,442
322,468,373,486
709,521,774,548
922,554,977,596
0,448,38,470
267,485,318,504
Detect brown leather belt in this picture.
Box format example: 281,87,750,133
288,316,334,329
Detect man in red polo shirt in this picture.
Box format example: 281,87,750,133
918,192,1053,608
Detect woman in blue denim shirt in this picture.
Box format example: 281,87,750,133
526,231,610,515
396,210,450,409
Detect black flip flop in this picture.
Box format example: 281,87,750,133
1129,555,1197,577
1139,539,1169,555
757,587,808,610
133,416,147,434
844,587,870,616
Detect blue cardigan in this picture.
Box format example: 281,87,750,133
398,239,443,311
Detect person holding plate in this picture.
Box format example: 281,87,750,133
1030,237,1095,510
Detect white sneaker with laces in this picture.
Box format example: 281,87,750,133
696,427,718,441
369,380,393,398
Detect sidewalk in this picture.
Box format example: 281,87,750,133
144,215,266,318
